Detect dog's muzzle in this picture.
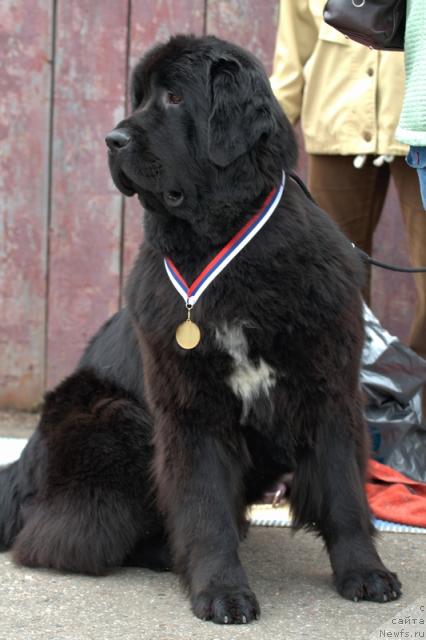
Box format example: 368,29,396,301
105,128,137,196
105,126,165,197
105,128,131,151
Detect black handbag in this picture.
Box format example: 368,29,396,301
323,0,406,51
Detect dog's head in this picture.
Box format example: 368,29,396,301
106,35,296,221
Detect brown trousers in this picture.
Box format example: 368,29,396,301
308,154,426,360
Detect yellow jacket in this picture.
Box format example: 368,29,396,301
270,0,408,156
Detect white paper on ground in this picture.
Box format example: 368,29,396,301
0,438,27,466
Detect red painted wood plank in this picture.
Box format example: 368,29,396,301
121,0,205,288
206,0,279,73
0,0,53,408
47,0,129,388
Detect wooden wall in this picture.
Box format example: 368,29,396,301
0,0,415,408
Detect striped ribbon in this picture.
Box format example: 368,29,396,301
164,171,286,306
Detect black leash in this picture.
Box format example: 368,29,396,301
356,248,426,273
289,172,426,274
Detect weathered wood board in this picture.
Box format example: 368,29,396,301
0,0,53,408
0,0,417,406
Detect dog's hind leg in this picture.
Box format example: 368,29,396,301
10,368,165,575
0,461,22,551
0,428,47,551
13,489,144,574
289,397,402,603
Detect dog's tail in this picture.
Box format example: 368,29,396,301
0,459,23,551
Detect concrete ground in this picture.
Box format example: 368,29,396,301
1,413,425,640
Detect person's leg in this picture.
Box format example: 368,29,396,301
308,155,389,304
391,157,426,361
406,148,426,211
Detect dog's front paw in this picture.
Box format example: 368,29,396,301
337,568,402,603
192,586,260,624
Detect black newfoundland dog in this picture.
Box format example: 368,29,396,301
0,35,401,624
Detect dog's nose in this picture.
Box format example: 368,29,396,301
105,129,131,151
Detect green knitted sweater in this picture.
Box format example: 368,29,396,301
396,0,426,146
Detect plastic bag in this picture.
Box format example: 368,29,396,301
362,304,426,482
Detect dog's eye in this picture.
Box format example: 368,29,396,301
167,92,182,105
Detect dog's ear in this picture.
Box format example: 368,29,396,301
207,55,276,167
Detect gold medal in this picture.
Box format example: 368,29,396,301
164,175,284,351
175,319,201,349
175,303,201,349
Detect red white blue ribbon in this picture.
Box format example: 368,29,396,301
164,171,286,306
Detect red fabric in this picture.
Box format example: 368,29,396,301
366,460,426,528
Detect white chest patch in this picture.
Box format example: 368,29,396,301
215,324,277,419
